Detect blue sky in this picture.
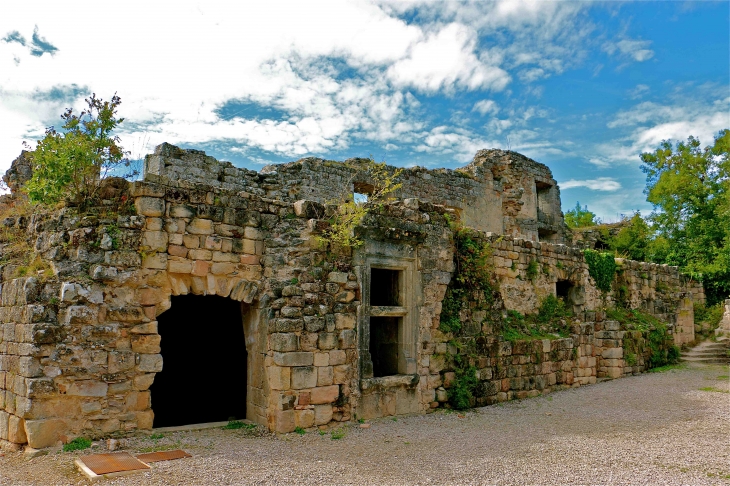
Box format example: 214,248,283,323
1,1,728,221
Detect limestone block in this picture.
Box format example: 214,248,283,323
273,352,313,367
328,272,348,283
137,354,163,372
135,197,165,217
601,348,623,359
318,333,337,350
244,227,264,240
339,330,356,349
335,313,356,330
183,234,201,248
317,366,334,386
300,333,318,351
168,259,193,274
134,373,156,391
211,262,235,275
183,218,211,235
170,204,195,218
141,231,168,252
310,385,339,404
314,405,332,425
68,380,108,397
142,252,167,269
0,411,7,441
274,410,295,433
189,249,213,261
131,335,161,354
268,366,291,391
168,245,188,258
313,353,329,367
269,333,298,352
24,418,66,449
304,316,325,333
131,321,158,335
333,365,349,385
291,366,317,389
606,367,622,379
295,409,315,429
136,410,154,429
187,260,208,277
329,350,346,366
108,351,135,373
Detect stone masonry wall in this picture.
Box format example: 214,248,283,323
144,144,568,243
0,143,704,451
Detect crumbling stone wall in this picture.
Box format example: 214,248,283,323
144,145,568,243
0,143,704,451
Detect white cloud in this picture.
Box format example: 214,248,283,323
560,177,622,191
603,38,654,62
628,84,650,100
473,99,499,115
386,23,510,92
592,90,730,167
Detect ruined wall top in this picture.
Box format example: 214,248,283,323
143,143,569,243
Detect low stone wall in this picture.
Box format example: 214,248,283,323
425,316,673,409
484,235,702,342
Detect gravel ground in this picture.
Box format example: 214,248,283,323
1,361,729,486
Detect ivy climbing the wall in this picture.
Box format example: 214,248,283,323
439,224,497,334
583,249,617,292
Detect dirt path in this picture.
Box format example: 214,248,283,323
2,362,729,485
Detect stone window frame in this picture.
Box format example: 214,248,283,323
359,255,418,384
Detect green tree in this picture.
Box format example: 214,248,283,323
640,129,730,304
24,93,132,207
611,212,669,262
564,201,599,228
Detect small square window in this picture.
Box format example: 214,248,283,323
370,268,400,306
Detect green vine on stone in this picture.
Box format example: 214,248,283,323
583,249,616,292
439,223,496,334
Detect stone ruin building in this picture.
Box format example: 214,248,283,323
0,143,704,450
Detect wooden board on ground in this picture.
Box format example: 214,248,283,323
75,452,150,482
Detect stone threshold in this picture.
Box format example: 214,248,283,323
152,420,255,433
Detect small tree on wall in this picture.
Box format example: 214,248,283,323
24,93,135,207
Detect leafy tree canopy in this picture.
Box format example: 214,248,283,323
564,201,599,228
640,129,730,303
24,93,133,207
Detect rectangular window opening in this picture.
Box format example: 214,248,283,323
370,316,400,377
370,268,401,306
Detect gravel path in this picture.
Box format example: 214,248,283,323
2,362,729,485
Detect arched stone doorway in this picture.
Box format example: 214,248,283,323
150,294,249,427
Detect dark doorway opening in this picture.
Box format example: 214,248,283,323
556,280,574,302
370,316,400,377
150,294,247,427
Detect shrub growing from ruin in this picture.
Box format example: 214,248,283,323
24,93,135,208
319,159,402,249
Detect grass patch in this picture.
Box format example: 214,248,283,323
648,362,687,373
294,426,306,435
149,433,164,440
223,420,255,430
499,295,572,342
330,428,346,440
63,437,91,452
699,386,730,394
717,375,729,380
